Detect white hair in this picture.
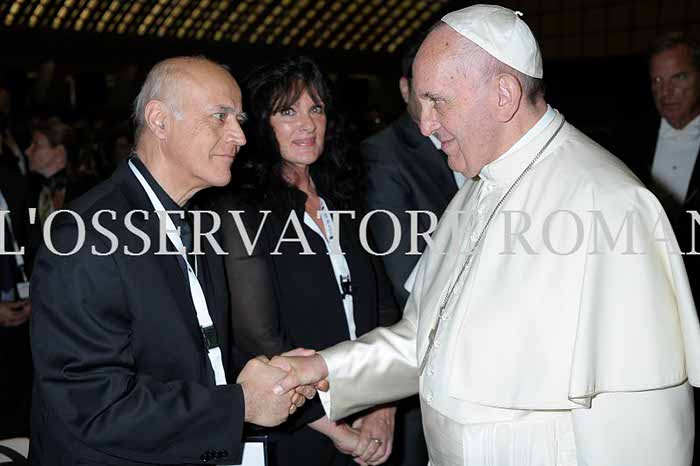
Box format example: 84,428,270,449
132,56,219,143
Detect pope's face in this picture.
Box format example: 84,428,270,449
650,44,700,130
413,27,496,178
164,63,247,190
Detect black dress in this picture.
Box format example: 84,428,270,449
215,188,399,466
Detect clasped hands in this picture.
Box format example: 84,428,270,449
263,349,394,465
236,348,394,464
236,348,329,428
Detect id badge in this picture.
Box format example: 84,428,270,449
16,281,30,300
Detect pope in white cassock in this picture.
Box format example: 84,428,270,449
271,4,700,465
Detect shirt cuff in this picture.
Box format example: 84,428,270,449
318,389,332,417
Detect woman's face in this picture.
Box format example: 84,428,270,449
269,87,326,171
26,130,62,174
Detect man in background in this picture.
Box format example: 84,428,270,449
618,32,700,298
361,40,463,466
362,41,461,310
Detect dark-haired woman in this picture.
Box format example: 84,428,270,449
215,56,399,466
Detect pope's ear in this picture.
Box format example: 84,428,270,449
144,100,169,140
494,73,522,122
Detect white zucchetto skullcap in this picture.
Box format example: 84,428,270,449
442,4,543,79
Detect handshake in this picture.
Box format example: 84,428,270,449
236,348,395,465
236,348,330,427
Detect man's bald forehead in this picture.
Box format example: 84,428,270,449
166,57,231,79
132,56,236,141
159,57,235,99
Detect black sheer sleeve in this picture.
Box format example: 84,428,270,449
217,200,294,359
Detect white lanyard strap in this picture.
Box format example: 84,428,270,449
306,198,357,340
128,160,227,385
318,198,336,243
0,189,27,278
317,199,353,300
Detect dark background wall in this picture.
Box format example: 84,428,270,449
0,0,697,146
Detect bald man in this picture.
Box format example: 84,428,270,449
270,6,700,465
29,57,314,465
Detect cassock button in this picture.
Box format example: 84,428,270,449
434,341,441,349
428,368,435,376
426,394,433,403
477,205,485,215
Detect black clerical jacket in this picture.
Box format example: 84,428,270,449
29,159,247,465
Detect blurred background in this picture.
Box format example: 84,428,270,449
0,0,697,154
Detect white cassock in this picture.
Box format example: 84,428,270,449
319,107,700,466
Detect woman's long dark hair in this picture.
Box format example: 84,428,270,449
232,56,358,211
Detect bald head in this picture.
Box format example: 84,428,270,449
133,56,232,143
131,55,246,205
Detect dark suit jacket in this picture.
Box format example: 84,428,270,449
616,114,700,299
617,115,700,216
361,112,458,307
29,161,246,465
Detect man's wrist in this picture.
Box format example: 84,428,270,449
240,381,253,423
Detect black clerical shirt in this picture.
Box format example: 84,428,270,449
129,155,206,291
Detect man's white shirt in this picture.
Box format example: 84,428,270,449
651,114,700,207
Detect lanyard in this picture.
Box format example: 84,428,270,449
128,160,227,386
318,198,336,243
317,199,353,300
305,198,357,340
0,189,29,286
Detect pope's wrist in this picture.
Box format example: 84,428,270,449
313,353,329,379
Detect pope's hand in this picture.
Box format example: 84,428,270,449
279,348,321,411
268,351,330,395
237,355,300,427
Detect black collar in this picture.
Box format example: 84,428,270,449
129,154,190,230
